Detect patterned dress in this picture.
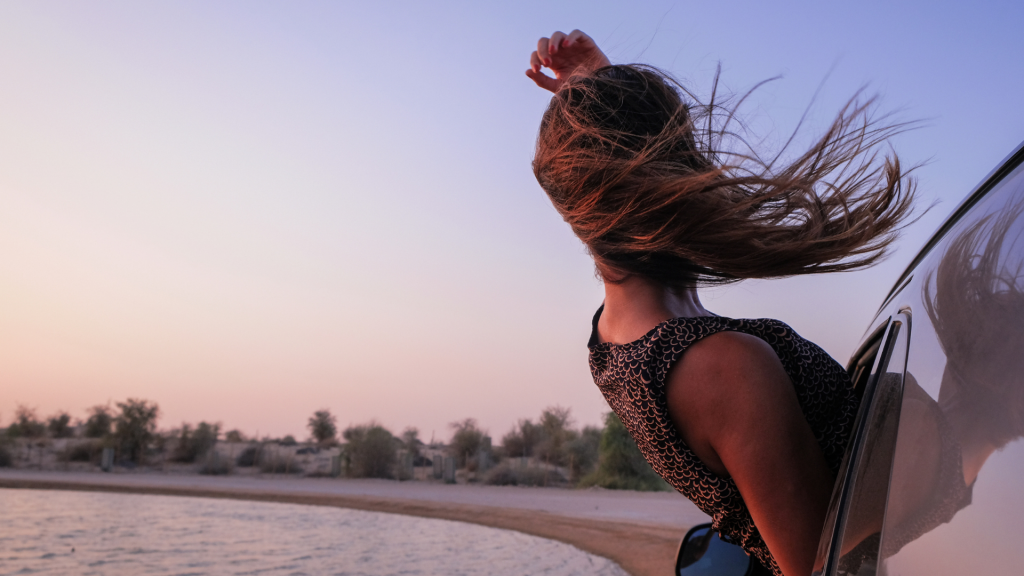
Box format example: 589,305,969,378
588,307,860,575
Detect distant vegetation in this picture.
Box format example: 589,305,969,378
1,402,668,491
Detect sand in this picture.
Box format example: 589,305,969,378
0,469,709,576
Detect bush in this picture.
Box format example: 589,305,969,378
308,409,338,445
224,429,245,443
7,405,46,439
260,454,303,474
114,399,160,463
343,423,396,478
578,413,670,491
171,422,219,463
501,418,541,458
449,419,484,468
565,425,602,482
484,460,566,487
62,440,103,463
199,451,233,475
279,435,297,446
84,406,113,438
236,445,260,467
0,443,11,467
47,412,74,438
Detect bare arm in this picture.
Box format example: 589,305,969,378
666,332,834,576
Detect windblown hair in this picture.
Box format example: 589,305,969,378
533,64,918,288
925,203,1024,448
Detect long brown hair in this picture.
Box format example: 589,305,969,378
533,64,918,288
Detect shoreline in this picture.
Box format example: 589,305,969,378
0,470,708,576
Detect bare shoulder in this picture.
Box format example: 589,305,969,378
664,330,796,476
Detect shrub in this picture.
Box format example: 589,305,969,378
199,451,233,475
259,454,303,474
8,405,46,439
279,435,297,446
224,429,245,443
62,440,103,463
501,418,541,458
484,460,566,487
236,445,260,467
565,425,602,482
449,419,484,468
308,410,338,445
84,406,113,438
113,399,160,463
343,423,396,478
578,413,670,491
171,422,219,463
47,412,74,438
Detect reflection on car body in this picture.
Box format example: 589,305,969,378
678,141,1024,576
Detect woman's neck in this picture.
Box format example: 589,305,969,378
598,276,711,345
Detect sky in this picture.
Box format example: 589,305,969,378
2,1,1023,441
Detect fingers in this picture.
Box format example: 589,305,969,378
530,51,543,73
536,36,551,67
548,31,566,55
525,69,560,93
564,29,588,49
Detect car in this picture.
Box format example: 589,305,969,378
676,140,1024,576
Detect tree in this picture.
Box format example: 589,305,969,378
343,423,396,478
114,399,160,463
565,425,602,482
7,405,45,438
224,429,245,443
536,406,573,465
401,427,421,459
47,412,73,438
579,412,668,491
501,418,541,458
307,409,338,445
449,418,484,468
172,422,220,463
84,405,113,438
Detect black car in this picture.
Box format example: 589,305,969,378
678,141,1024,576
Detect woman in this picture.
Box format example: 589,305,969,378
526,30,916,576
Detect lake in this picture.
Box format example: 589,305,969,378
0,488,628,575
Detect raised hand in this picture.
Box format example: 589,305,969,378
526,30,611,93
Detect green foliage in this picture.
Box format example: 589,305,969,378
114,398,160,463
307,409,338,445
61,440,104,463
172,422,220,463
448,419,485,468
84,405,113,438
401,427,421,459
535,406,572,465
578,412,670,492
47,412,73,438
0,441,11,467
343,423,396,478
236,444,260,467
484,460,566,486
198,451,232,475
501,418,541,458
7,405,46,438
565,425,602,482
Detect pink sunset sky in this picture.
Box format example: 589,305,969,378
2,1,1022,440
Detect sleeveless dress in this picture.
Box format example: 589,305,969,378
588,307,860,575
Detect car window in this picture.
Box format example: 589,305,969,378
812,315,908,576
874,159,1024,575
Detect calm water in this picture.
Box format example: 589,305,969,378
0,489,627,576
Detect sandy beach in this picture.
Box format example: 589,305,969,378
0,469,709,576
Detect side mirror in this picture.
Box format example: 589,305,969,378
676,523,755,576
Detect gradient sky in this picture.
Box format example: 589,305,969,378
2,1,1022,441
